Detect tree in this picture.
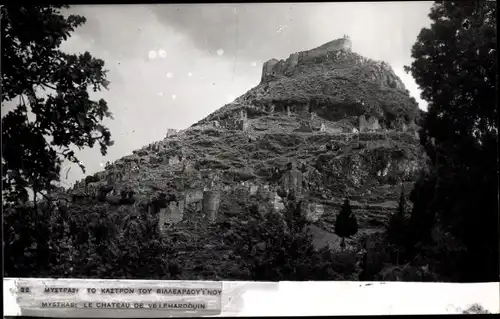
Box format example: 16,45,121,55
386,189,409,264
1,5,113,207
334,198,358,249
404,1,498,281
229,204,346,281
4,201,179,279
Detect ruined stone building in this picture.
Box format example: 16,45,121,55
279,163,304,197
166,128,178,138
359,115,382,132
202,190,220,222
158,200,185,231
261,37,352,83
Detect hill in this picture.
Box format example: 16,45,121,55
51,36,427,279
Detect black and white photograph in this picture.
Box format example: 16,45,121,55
2,1,498,289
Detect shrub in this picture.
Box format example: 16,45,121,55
3,201,180,279
375,265,439,282
329,250,359,279
230,203,343,281
84,174,100,184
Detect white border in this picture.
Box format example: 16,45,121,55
4,278,499,316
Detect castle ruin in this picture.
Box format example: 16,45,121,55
279,163,303,198
202,190,220,222
261,37,352,83
359,115,382,133
158,200,185,231
166,128,178,138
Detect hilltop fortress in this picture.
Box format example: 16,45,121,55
261,36,352,82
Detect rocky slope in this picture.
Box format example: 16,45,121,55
52,37,426,279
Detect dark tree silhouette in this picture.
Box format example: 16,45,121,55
1,5,113,207
334,198,358,249
404,1,498,281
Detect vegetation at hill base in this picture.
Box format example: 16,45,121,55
4,199,360,281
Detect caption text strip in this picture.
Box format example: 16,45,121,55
5,278,221,317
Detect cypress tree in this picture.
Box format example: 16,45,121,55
334,198,358,249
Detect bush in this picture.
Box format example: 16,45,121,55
3,201,180,279
358,233,392,281
375,265,439,282
230,202,345,281
329,250,359,279
232,169,256,182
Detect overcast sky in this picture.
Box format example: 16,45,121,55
8,2,435,188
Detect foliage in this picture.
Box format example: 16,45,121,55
358,233,393,281
406,227,467,282
386,189,409,263
3,201,179,279
85,175,100,185
231,203,350,281
334,198,359,249
404,0,498,281
1,5,113,205
375,264,439,282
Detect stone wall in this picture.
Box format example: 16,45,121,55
280,168,303,196
270,191,285,212
239,109,247,120
86,181,107,198
168,156,181,165
158,200,185,231
219,110,248,131
185,189,203,205
210,120,220,129
402,119,417,133
299,37,352,62
202,190,220,222
238,119,249,131
319,122,344,134
359,115,382,132
261,37,352,82
295,120,314,133
166,128,178,138
249,185,259,196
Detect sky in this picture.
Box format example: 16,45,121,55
4,2,435,189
